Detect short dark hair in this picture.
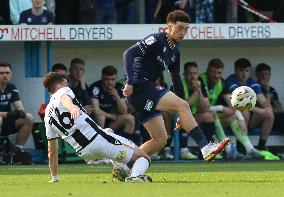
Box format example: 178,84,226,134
0,62,11,69
208,58,224,69
102,65,117,76
70,58,85,69
52,63,67,72
167,10,190,24
43,72,66,93
234,58,251,69
184,62,197,71
256,63,271,73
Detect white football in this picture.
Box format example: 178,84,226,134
230,86,257,111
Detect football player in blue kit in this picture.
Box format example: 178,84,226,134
122,10,229,163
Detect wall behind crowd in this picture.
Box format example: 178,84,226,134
1,41,284,122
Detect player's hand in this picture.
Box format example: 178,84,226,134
107,88,120,99
174,117,181,131
123,84,133,97
70,107,80,119
49,175,59,183
222,107,234,116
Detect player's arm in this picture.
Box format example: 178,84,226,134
169,52,184,99
91,98,116,119
252,93,273,114
48,138,59,182
115,97,127,114
60,94,80,119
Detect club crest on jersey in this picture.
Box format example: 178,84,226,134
92,87,100,96
116,151,126,163
144,99,154,112
163,47,166,52
145,36,156,45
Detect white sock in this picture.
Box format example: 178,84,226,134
130,157,150,177
242,140,254,152
111,160,130,172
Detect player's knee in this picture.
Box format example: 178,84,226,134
176,100,190,113
25,113,34,126
153,135,168,150
124,114,135,124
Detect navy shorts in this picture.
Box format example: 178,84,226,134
127,81,168,124
0,116,18,136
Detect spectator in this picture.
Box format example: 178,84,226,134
95,0,117,24
0,0,11,24
51,63,67,77
214,0,227,23
55,0,79,24
154,0,177,23
78,0,96,24
19,0,54,25
67,58,93,117
116,0,135,24
0,62,34,164
9,0,32,24
145,0,159,23
196,0,214,23
67,58,93,115
45,0,55,15
256,63,284,132
88,65,135,141
226,58,274,151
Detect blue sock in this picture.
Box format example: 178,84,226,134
190,126,208,149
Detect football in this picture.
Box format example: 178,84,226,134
230,86,257,111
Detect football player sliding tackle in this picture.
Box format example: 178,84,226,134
43,72,152,183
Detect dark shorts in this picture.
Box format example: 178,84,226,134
127,81,168,124
0,116,18,136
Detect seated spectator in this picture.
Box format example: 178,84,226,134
196,0,214,23
88,65,135,141
154,0,177,23
10,0,32,24
55,0,79,24
0,62,34,164
95,0,117,24
19,0,54,25
0,0,11,24
51,63,67,77
256,63,284,132
226,58,274,151
67,58,93,115
78,0,96,24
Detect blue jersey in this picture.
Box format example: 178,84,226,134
124,32,180,85
0,83,20,112
123,32,183,98
88,80,124,112
226,74,262,95
19,8,54,24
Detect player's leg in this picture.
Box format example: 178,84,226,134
15,113,34,147
219,113,263,159
108,113,135,140
93,130,152,182
156,91,229,161
141,115,168,155
249,110,274,150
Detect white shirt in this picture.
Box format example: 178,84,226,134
44,87,100,152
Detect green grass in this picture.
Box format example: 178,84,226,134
1,162,284,197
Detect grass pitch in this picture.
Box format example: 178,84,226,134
0,161,284,197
